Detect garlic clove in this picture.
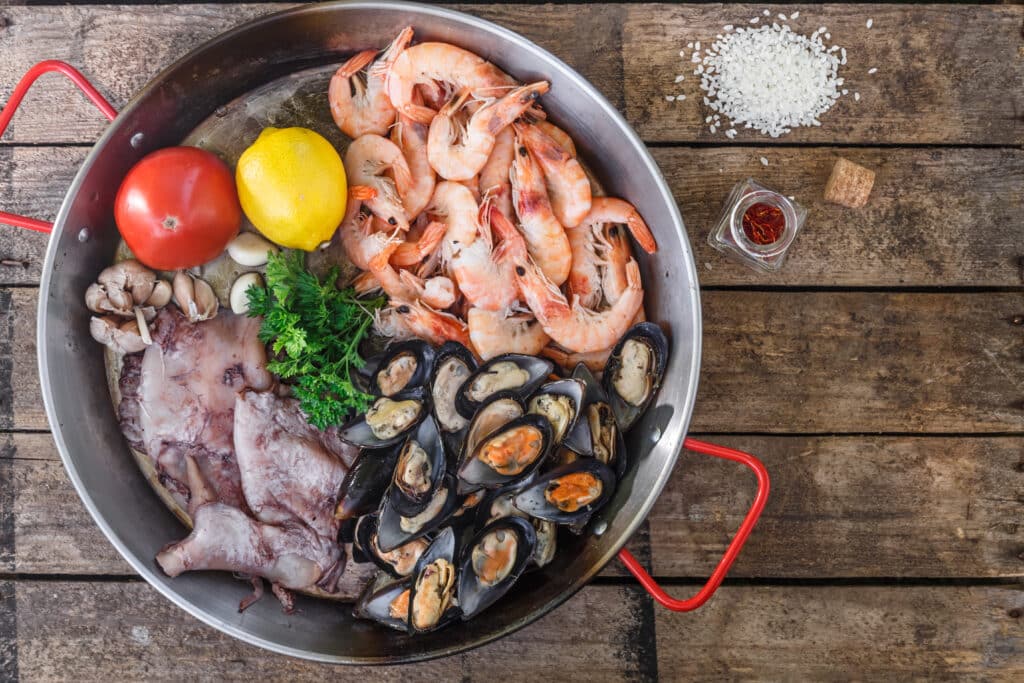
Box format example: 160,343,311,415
192,277,219,321
173,271,219,323
146,279,173,308
226,232,279,267
85,283,113,314
229,272,263,315
133,307,154,345
90,315,147,354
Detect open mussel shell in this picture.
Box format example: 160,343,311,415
353,572,413,634
527,378,585,446
338,387,429,449
563,363,609,456
408,527,460,633
602,322,669,432
462,391,525,457
513,458,616,526
475,474,537,531
457,516,536,620
350,351,386,395
372,339,435,397
458,414,553,490
377,473,463,553
585,401,628,479
354,513,431,578
455,354,553,420
530,518,557,568
430,341,478,434
334,447,401,521
388,416,446,517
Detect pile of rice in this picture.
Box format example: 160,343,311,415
691,22,846,138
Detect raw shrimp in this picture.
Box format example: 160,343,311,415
510,137,572,286
534,120,576,157
427,81,550,181
514,122,591,228
513,256,645,354
386,42,515,124
328,27,412,138
580,196,657,255
357,246,457,311
565,220,605,310
431,182,517,312
479,127,515,221
390,219,446,267
388,298,471,347
345,134,414,231
338,192,399,271
390,107,435,219
468,308,550,360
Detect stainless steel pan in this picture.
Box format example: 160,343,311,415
0,1,768,663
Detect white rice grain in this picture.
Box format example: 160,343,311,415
866,18,873,29
868,67,878,74
760,156,769,166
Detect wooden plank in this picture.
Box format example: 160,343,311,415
649,435,1024,578
0,3,625,145
9,580,655,681
5,288,1024,432
1,5,1021,145
7,580,1023,680
4,433,1021,578
3,146,1022,287
624,3,1024,144
655,584,1024,680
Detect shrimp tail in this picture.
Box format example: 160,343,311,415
350,185,378,201
338,49,378,78
627,213,658,254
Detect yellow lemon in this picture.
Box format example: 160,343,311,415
235,127,347,251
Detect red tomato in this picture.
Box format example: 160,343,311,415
114,147,241,270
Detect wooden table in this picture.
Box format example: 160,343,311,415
1,2,1022,679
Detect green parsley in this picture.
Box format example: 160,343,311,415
246,250,384,429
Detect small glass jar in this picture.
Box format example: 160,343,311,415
707,178,807,272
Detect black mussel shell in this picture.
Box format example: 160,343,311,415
585,401,628,479
335,447,400,521
563,363,607,456
353,571,413,633
474,474,537,532
457,516,536,620
529,518,558,568
458,414,553,490
430,342,478,434
455,354,553,419
526,378,585,446
377,473,463,553
351,351,385,395
354,513,431,578
442,426,468,473
372,340,435,397
388,416,447,517
513,458,616,526
602,322,669,432
338,387,429,449
408,527,460,633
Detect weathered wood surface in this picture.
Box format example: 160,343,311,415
5,288,1024,433
4,432,1023,578
3,146,1023,287
0,4,1021,145
3,580,1021,680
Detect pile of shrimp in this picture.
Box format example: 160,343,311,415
329,27,658,371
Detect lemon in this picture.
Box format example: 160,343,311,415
236,127,347,251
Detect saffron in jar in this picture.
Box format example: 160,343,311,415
741,202,786,245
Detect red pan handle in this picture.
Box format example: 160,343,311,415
0,60,118,234
618,437,769,611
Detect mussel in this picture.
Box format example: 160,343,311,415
478,477,556,569
372,340,435,396
334,447,401,521
339,387,429,449
376,473,462,552
458,414,553,489
430,342,477,434
514,459,616,527
531,519,557,568
527,378,585,444
408,527,460,633
455,354,553,419
602,323,668,431
353,572,413,633
463,391,525,457
387,417,446,517
564,364,627,477
457,516,536,619
354,513,430,577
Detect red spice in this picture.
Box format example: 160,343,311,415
741,202,786,245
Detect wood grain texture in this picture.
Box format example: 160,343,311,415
624,3,1024,144
4,433,1022,578
10,580,654,681
1,4,1021,145
655,584,1024,680
5,288,1024,432
3,146,1023,287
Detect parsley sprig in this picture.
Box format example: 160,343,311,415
246,250,384,429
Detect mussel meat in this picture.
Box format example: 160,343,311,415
455,354,553,419
376,473,462,552
527,378,584,444
373,340,435,396
430,342,477,433
457,517,536,619
408,528,459,632
603,322,669,431
514,459,616,526
459,415,552,488
531,519,557,568
339,388,428,449
388,417,446,517
463,392,524,457
354,514,429,577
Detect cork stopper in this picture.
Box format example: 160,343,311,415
824,157,875,208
